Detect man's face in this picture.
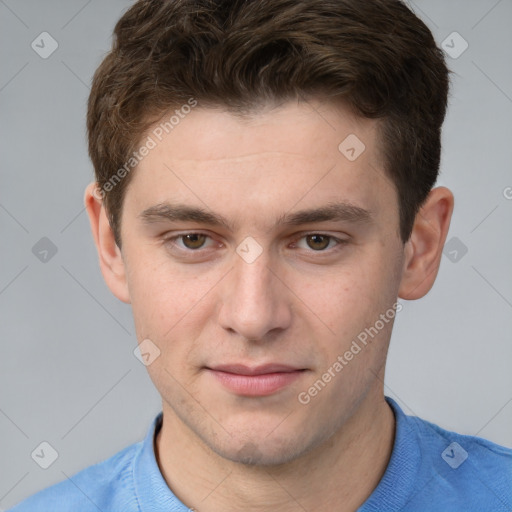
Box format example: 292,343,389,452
119,99,405,465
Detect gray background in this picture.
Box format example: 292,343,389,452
1,0,511,509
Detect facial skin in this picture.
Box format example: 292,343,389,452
85,99,453,511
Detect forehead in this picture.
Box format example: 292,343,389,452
123,99,397,231
146,100,379,162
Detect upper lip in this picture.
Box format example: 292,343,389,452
208,364,304,376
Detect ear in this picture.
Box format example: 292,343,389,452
398,186,454,300
84,182,131,304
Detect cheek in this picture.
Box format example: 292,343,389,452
124,246,208,340
297,244,401,351
127,264,210,393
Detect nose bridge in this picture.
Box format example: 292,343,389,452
218,248,291,340
236,253,272,302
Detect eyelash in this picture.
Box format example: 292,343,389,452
163,232,348,254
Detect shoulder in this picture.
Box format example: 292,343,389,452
8,441,142,512
411,411,512,469
401,402,512,508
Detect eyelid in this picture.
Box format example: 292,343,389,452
162,231,349,253
290,232,349,251
163,231,219,251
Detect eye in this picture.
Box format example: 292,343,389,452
165,233,215,251
164,232,347,255
294,234,346,251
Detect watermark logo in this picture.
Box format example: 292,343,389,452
236,236,263,264
338,134,366,161
441,442,468,469
443,236,468,263
31,441,59,469
31,32,58,59
133,338,161,366
236,442,264,465
32,237,58,263
442,31,468,59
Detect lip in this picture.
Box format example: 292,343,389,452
209,364,302,376
206,364,306,396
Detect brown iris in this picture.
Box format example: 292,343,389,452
182,234,207,249
306,234,331,250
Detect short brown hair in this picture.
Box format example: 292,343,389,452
87,0,450,246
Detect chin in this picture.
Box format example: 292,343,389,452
219,440,302,467
205,425,322,467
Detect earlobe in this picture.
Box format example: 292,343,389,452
84,182,131,304
398,186,454,300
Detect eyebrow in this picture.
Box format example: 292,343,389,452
138,201,373,230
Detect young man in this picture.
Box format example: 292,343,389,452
10,0,512,510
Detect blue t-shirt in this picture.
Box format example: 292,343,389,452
9,397,512,511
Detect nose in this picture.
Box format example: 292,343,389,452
217,248,292,342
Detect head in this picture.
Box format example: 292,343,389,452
85,0,453,465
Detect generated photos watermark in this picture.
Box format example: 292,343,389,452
298,301,403,405
93,98,198,201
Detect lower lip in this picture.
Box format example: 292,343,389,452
208,369,304,396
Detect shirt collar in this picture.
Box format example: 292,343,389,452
358,396,421,511
132,397,419,511
132,412,189,511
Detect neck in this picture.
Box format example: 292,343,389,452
155,390,395,512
